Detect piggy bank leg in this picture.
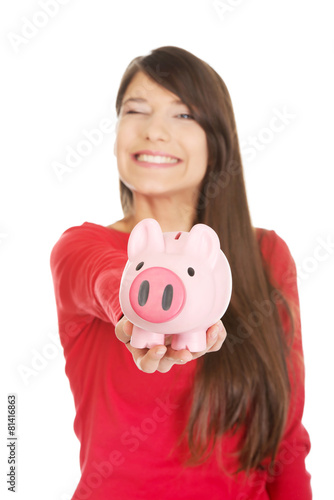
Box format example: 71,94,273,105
130,325,165,349
171,331,207,352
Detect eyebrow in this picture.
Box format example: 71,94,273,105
121,97,185,107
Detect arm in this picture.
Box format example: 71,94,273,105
50,223,227,369
264,231,312,499
50,224,127,329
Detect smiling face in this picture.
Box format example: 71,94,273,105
114,71,208,200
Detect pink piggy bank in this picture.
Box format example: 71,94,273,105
119,218,232,352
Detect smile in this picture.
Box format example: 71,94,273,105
132,153,181,166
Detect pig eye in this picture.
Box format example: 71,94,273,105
187,267,195,277
136,262,144,271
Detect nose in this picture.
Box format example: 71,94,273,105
143,113,171,143
129,267,186,323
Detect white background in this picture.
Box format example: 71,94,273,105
1,0,333,498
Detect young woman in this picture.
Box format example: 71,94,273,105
50,46,312,499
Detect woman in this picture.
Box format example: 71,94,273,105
50,46,312,499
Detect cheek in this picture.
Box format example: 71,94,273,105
115,121,135,153
189,131,208,165
115,138,131,164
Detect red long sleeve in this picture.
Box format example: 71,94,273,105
259,230,312,499
50,223,312,499
50,222,128,345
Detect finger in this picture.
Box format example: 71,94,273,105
190,321,226,359
206,321,227,353
157,347,193,373
132,345,167,373
115,316,133,344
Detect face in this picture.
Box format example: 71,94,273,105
114,71,208,201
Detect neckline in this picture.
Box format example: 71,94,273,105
108,226,131,236
83,221,266,240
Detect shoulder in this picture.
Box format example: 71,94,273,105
255,227,295,266
55,221,127,240
51,222,111,247
64,221,113,236
50,221,128,261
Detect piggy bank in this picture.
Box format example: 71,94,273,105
119,218,232,352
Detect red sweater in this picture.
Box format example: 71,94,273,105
50,222,312,500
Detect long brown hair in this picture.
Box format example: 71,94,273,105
114,46,299,473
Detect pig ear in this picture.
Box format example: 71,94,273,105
128,218,165,261
185,224,221,269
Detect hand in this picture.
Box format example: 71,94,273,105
115,316,227,374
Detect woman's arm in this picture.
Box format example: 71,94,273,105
50,224,127,327
50,223,227,366
264,231,312,499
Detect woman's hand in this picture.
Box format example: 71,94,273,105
115,316,227,374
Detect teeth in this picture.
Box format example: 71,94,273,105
136,154,178,164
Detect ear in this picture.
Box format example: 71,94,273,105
128,218,165,261
184,224,221,270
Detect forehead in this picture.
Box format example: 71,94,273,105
122,71,182,104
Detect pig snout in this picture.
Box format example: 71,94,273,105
129,267,186,323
